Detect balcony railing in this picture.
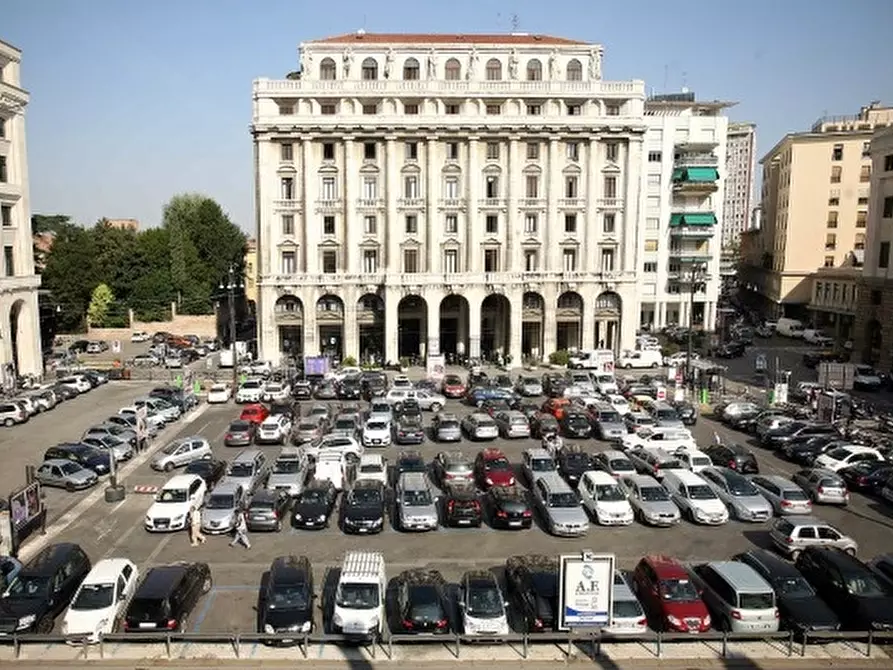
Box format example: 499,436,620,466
314,198,343,210
670,226,715,238
397,197,425,208
356,197,385,209
597,198,624,208
272,199,302,209
518,197,546,208
672,181,718,193
438,198,466,209
478,198,508,209
261,270,636,288
558,198,584,209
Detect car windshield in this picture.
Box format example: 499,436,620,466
157,488,188,503
485,458,511,471
403,489,433,506
640,485,670,502
774,576,815,598
371,404,390,414
609,459,636,473
567,415,589,426
349,488,382,505
207,494,235,509
532,457,556,472
660,579,700,602
782,489,808,501
438,420,460,429
728,478,760,496
229,463,255,478
657,409,680,421
366,422,387,432
595,484,626,501
548,492,579,508
162,441,186,455
467,584,504,618
270,583,310,609
71,583,114,610
599,411,622,423
301,489,327,505
273,460,302,474
521,378,538,385
447,462,472,474
334,420,355,431
4,575,49,598
399,458,426,473
688,485,717,500
846,574,890,597
336,583,379,609
563,453,591,468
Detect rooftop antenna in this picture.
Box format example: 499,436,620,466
510,13,521,32
662,64,668,93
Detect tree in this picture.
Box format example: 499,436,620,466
87,283,115,327
40,222,98,332
31,214,72,235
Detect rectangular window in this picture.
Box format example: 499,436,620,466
404,175,419,198
280,143,293,161
485,215,498,234
486,142,500,160
647,151,662,162
321,177,336,200
857,210,868,227
860,165,871,182
524,213,538,234
566,142,580,161
565,177,578,198
825,233,836,250
405,142,418,160
486,104,502,115
885,155,893,172
604,176,617,198
362,62,377,80
362,249,378,274
827,211,838,228
403,249,419,273
321,104,337,115
0,119,4,139
855,233,866,250
605,143,619,162
603,213,616,234
281,214,294,236
323,215,336,235
405,215,418,234
824,256,834,268
447,142,459,160
526,142,540,160
880,242,891,269
445,104,460,115
404,103,419,115
524,250,538,271
526,104,542,115
600,248,615,271
2,246,13,276
643,262,657,273
322,142,335,160
0,205,11,227
445,177,459,198
322,251,337,273
363,215,377,235
277,104,293,115
280,177,294,200
605,104,620,116
362,104,378,115
567,104,582,116
363,142,377,160
828,196,840,206
883,196,893,218
280,251,296,274
645,217,659,231
484,249,499,272
644,239,658,252
562,248,577,272
362,177,377,199
445,214,458,233
526,175,539,198
647,174,661,188
830,165,842,183
862,142,871,158
0,156,6,182
564,213,577,233
858,196,869,205
444,249,459,273
832,144,843,161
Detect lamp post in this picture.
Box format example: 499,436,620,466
219,265,242,392
685,262,709,388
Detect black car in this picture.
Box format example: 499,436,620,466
796,547,893,631
291,479,337,530
703,443,759,474
259,556,314,637
725,406,766,432
43,443,111,476
336,378,362,400
183,458,227,487
555,445,594,486
393,451,428,486
838,462,893,495
394,399,422,420
123,562,212,632
442,481,482,528
394,416,425,445
392,569,450,634
53,384,78,401
149,386,197,411
531,413,560,439
560,411,592,439
247,489,292,532
780,435,840,465
762,422,835,450
361,373,388,400
0,543,90,634
672,401,698,426
541,373,566,398
732,550,839,633
486,486,533,529
340,480,386,534
714,341,747,358
292,380,312,400
505,554,558,632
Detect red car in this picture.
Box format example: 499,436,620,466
474,448,516,489
442,374,467,399
239,403,269,425
632,555,711,633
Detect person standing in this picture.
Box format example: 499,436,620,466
229,511,251,549
189,507,205,546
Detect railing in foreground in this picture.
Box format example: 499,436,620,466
2,629,891,661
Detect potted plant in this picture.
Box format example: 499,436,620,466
399,356,410,372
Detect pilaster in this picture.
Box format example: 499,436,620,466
542,283,558,356
468,293,482,359
343,137,357,273
343,286,359,359
426,136,437,272
303,288,318,355
385,137,399,271
547,137,561,272
506,136,519,272
301,138,314,272
623,138,643,273
587,137,601,269
427,295,441,356
466,137,480,273
509,289,523,366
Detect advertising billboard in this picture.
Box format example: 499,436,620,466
558,551,615,630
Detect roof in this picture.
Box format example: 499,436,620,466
308,32,588,46
137,564,192,596
23,543,82,574
706,561,772,592
83,558,135,584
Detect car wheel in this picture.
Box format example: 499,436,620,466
625,364,633,369
202,574,213,594
3,418,12,427
651,362,658,368
275,519,282,532
65,482,76,493
35,615,54,634
164,462,174,472
430,402,442,412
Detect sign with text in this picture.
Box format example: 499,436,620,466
558,552,615,630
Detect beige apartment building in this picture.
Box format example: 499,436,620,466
742,102,893,319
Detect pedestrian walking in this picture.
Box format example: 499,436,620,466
229,511,251,549
189,507,205,546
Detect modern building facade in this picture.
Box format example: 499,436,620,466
723,122,756,248
638,91,730,331
741,102,893,318
252,32,650,365
853,127,893,367
0,40,42,380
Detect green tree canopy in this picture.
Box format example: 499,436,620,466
87,283,115,327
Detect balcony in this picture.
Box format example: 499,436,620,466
272,199,302,210
672,167,719,194
314,198,343,212
438,198,466,210
668,248,713,263
355,197,385,210
597,198,624,209
518,197,546,209
674,153,719,167
669,212,716,237
0,181,21,199
558,198,584,209
0,275,41,293
397,197,425,209
478,198,508,210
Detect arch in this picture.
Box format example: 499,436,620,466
566,59,582,81
595,291,623,353
485,58,503,81
361,57,379,80
274,294,303,321
556,291,583,352
521,292,545,360
402,57,420,80
445,58,461,80
526,59,543,81
397,295,428,359
319,57,337,80
9,299,25,377
316,294,344,359
357,293,385,363
275,294,303,356
481,294,511,362
595,291,622,316
439,294,470,359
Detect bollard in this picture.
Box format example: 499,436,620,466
165,633,171,659
454,632,460,658
656,630,663,658
721,631,728,658
787,630,793,657
867,630,873,658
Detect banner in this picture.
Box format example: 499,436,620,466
558,552,615,630
426,355,446,383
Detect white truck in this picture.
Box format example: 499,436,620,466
332,551,386,641
568,349,615,372
219,341,250,368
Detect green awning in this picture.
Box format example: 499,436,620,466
684,167,719,182
671,168,684,181
682,212,717,226
669,213,684,227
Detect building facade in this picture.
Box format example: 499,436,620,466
244,237,257,305
252,32,650,364
0,40,42,379
741,102,893,318
638,92,729,330
723,122,756,248
853,127,893,367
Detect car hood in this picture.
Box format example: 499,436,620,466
402,504,437,519
549,507,588,524
64,606,114,635
70,471,98,483
484,471,515,485
640,500,679,516
780,596,839,629
147,501,191,518
344,504,384,521
294,502,327,517
268,473,301,488
202,508,236,524
0,597,44,620
364,430,390,439
732,495,773,511
264,607,312,630
595,500,632,513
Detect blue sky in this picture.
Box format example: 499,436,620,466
4,0,892,233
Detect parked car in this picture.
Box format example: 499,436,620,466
224,420,256,448
35,458,99,492
791,468,849,506
474,448,516,489
458,570,510,636
258,556,314,635
700,467,773,523
43,443,111,477
504,555,558,632
620,474,681,526
392,569,451,634
485,485,533,529
703,443,760,474
339,480,386,535
246,489,291,532
631,554,711,633
290,479,337,530
122,562,212,632
769,516,858,561
151,437,213,472
183,458,227,488
62,558,139,642
144,474,207,532
441,481,482,528
578,470,634,526
750,475,813,515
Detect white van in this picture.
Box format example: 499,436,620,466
332,551,386,641
568,349,615,372
776,318,805,338
617,349,662,369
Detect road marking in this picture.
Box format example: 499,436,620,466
141,534,173,568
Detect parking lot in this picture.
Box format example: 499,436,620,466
10,370,891,645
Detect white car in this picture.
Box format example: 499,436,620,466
255,415,292,444
593,374,619,395
130,331,150,343
333,366,362,382
244,360,273,376
675,448,713,473
367,401,392,424
663,471,729,526
354,454,388,486
261,382,291,403
144,474,207,532
235,380,264,403
662,351,700,367
62,558,139,643
802,329,834,346
606,394,631,416
304,434,362,462
578,470,634,526
392,374,412,389
814,445,885,472
119,406,165,431
362,419,392,448
207,383,231,404
620,427,696,453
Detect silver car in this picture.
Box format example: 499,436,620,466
750,475,813,515
292,418,324,445
620,474,681,526
84,423,138,446
151,437,213,472
432,414,462,442
495,411,531,439
790,468,849,506
35,459,98,491
769,516,858,560
700,467,773,522
395,472,439,532
532,473,589,536
461,413,499,441
201,481,247,535
367,401,393,424
266,447,310,497
515,376,543,397
80,435,134,462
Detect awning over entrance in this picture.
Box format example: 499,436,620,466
670,212,717,226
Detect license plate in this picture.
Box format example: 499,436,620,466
358,528,368,533
508,520,522,527
139,623,156,629
344,623,367,634
458,519,471,525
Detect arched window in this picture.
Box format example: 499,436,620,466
403,58,420,80
361,57,378,80
319,58,337,80
526,59,542,81
485,58,503,81
445,58,461,80
566,59,582,81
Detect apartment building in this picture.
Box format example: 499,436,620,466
853,127,893,367
252,31,648,364
741,102,893,318
722,122,756,248
638,91,730,331
0,40,42,380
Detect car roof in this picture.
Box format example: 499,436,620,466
270,555,311,583
351,478,384,491
163,474,201,488
705,561,772,592
22,543,84,575
83,558,135,584
359,453,384,465
480,447,507,460
136,563,195,597
43,458,83,468
602,449,629,460
249,488,280,502
736,549,802,580
211,480,244,495
583,470,617,484
277,446,302,458
233,449,263,462
757,474,801,488
622,473,661,487
643,554,688,578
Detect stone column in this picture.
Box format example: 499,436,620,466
427,296,441,356
20,292,42,377
466,137,480,272
258,286,279,363
343,286,359,360
384,287,399,364
385,136,399,270
587,137,600,267
546,137,561,272
509,290,523,367
582,307,596,350
303,289,318,356
301,138,314,272
426,136,437,271
468,293,482,359
543,284,558,356
343,137,357,273
507,136,519,272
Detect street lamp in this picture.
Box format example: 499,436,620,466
219,265,242,392
685,262,709,388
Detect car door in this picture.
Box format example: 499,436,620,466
816,525,843,548
578,474,595,511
